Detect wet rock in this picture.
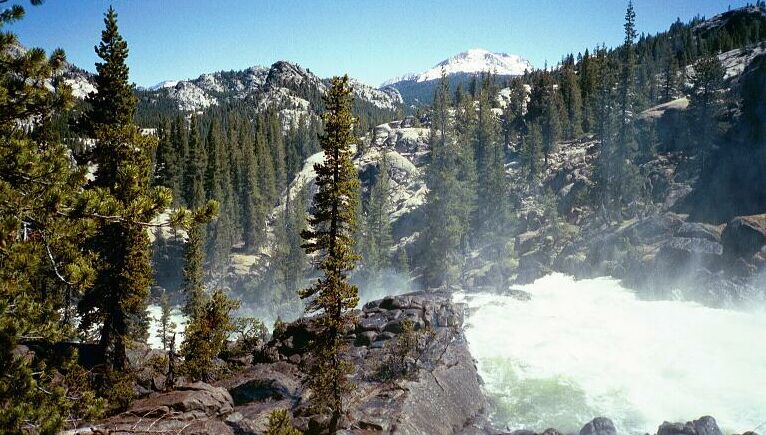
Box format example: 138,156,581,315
657,416,722,435
723,214,766,259
675,222,723,243
503,288,532,301
580,417,617,435
657,237,723,270
516,230,541,255
516,249,552,284
623,213,685,244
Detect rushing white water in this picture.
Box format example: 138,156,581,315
458,273,766,434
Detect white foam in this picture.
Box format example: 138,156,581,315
459,273,766,434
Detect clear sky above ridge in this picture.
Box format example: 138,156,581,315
8,0,750,87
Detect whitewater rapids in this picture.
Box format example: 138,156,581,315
457,273,766,434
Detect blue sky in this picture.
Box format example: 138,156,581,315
8,0,750,87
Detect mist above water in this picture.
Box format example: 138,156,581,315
458,274,766,434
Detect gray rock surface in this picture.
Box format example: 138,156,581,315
579,417,617,435
657,416,723,435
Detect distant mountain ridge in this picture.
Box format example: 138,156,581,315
381,48,533,106
381,48,532,86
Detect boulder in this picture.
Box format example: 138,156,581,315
657,416,722,435
657,237,723,270
675,222,723,243
580,417,617,435
503,288,532,301
722,214,766,259
516,249,552,284
355,330,378,347
622,213,685,244
72,382,236,434
217,362,301,406
127,381,234,420
516,230,542,255
357,315,388,332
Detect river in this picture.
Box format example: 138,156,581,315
457,273,766,434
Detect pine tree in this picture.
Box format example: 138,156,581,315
268,110,288,196
613,0,641,210
240,121,265,251
157,290,176,351
541,78,563,166
204,119,223,202
689,54,726,174
154,119,182,200
255,117,278,207
181,288,238,382
284,189,308,298
182,116,206,208
522,122,545,187
361,151,394,284
274,189,308,304
171,115,188,206
580,48,598,133
661,49,680,103
299,75,360,432
503,79,528,150
395,246,410,275
82,6,136,134
77,7,171,370
422,72,476,287
182,222,206,320
474,78,507,238
591,3,642,218
1,4,106,430
561,64,583,139
204,119,233,275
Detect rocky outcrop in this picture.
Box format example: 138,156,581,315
71,292,482,434
346,293,484,434
66,382,235,434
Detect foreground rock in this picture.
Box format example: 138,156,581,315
579,417,617,435
72,291,484,434
66,382,235,434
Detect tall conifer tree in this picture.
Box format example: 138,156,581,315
422,72,476,287
77,7,170,370
299,75,360,432
474,78,507,238
183,116,206,208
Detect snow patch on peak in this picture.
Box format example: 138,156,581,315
382,48,533,86
423,48,532,82
149,80,180,91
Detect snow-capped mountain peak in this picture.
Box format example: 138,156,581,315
148,80,180,91
381,48,533,86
